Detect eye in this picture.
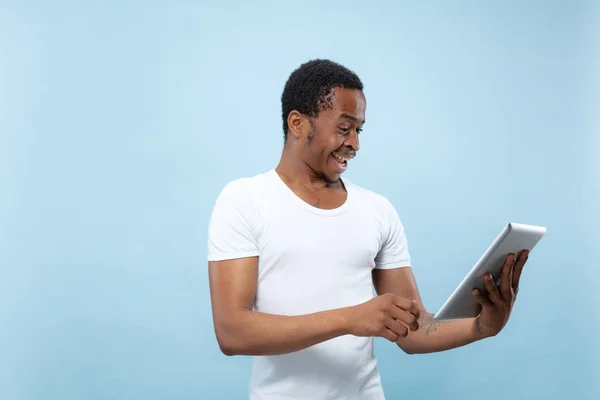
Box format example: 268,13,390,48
357,128,362,135
338,126,350,135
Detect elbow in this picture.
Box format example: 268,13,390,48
398,344,418,355
215,328,240,356
218,340,236,356
404,348,422,355
214,317,246,356
396,340,422,355
402,347,414,355
216,332,240,356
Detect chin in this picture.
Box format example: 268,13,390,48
319,170,341,185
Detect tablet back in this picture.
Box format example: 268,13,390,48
433,222,546,320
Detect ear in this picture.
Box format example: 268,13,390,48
286,110,310,140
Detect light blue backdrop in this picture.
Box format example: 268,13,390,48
1,1,598,399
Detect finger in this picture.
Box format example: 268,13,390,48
391,296,414,311
472,288,493,308
380,327,400,343
483,273,502,305
409,300,421,320
500,252,516,302
385,317,410,338
389,307,419,331
391,297,421,321
511,249,530,289
410,301,421,319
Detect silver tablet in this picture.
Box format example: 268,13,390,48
433,222,546,321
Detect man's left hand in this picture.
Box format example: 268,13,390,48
471,249,530,338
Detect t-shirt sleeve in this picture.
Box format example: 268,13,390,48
374,198,411,269
207,179,260,261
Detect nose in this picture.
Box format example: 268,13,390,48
344,129,360,152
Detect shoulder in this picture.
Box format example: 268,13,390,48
209,171,274,235
210,170,277,226
215,170,273,203
344,177,397,215
207,173,271,260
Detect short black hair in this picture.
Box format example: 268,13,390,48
281,59,363,141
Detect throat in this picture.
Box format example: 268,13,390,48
315,172,340,188
274,168,348,210
308,187,347,210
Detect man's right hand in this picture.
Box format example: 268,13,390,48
344,294,421,342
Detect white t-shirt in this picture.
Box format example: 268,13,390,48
207,169,412,400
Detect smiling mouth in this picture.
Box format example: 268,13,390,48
332,151,354,170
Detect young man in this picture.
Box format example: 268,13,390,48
207,59,529,399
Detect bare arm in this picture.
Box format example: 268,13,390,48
372,267,486,354
209,257,350,356
209,257,421,356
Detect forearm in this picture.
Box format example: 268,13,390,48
396,312,487,354
215,307,349,356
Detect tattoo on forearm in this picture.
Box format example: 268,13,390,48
418,315,452,336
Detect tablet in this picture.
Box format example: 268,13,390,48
433,222,546,321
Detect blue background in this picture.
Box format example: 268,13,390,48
1,1,598,399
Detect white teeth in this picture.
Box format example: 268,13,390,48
333,152,349,162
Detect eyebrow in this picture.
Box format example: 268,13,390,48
339,113,365,124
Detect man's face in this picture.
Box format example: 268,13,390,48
302,88,366,184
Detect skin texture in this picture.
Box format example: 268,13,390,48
275,87,364,210
208,87,530,356
373,249,529,354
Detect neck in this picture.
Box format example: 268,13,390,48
275,144,342,190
